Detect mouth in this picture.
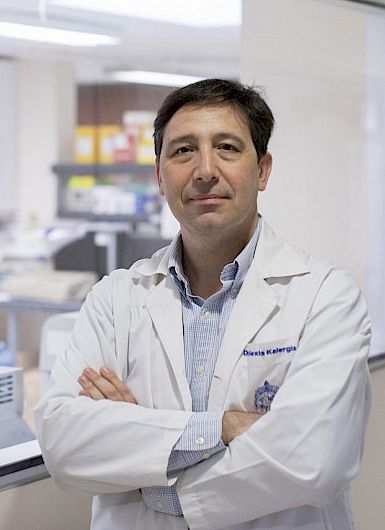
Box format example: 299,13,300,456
189,195,227,202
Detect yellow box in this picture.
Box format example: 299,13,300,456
74,126,97,164
137,140,155,165
140,123,154,144
68,175,95,189
97,125,122,164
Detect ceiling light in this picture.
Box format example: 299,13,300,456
0,21,119,47
110,71,204,88
49,0,242,28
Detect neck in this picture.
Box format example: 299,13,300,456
181,220,258,299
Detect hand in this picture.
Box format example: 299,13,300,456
78,366,137,404
222,411,262,445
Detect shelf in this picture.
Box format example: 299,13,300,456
57,209,159,224
52,163,155,176
54,163,160,225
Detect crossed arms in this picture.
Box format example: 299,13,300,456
78,365,262,446
35,267,371,529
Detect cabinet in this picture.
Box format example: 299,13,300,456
53,163,160,227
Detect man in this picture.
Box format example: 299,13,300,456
35,79,371,530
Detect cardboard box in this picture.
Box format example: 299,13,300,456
97,125,122,164
112,132,136,164
137,141,155,165
123,111,156,164
74,126,97,164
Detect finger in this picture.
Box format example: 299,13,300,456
99,366,137,404
82,367,126,402
78,374,105,400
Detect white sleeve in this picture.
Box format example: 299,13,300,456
177,269,371,530
34,274,192,495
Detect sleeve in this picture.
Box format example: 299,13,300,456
139,409,225,517
176,269,372,530
168,411,226,476
34,274,193,495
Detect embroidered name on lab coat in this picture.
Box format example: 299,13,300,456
243,344,297,356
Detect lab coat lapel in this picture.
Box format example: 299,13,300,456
209,272,278,408
144,275,192,410
209,219,310,409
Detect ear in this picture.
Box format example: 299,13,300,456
258,152,272,191
156,160,165,196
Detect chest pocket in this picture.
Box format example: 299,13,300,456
244,335,298,384
229,336,298,412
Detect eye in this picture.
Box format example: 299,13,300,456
174,145,193,156
217,143,239,152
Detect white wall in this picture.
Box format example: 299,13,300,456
241,0,367,290
351,363,385,530
241,4,385,526
0,59,17,220
16,59,76,227
366,11,385,355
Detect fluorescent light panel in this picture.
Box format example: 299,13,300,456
110,70,204,88
0,21,119,47
49,0,242,28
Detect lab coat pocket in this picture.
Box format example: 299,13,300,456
244,336,298,412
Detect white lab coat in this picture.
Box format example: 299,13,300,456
35,218,371,530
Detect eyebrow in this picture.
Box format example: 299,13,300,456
166,135,196,150
166,132,247,151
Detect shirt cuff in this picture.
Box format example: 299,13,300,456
174,410,224,451
167,410,226,476
141,484,183,516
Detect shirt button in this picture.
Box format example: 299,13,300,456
196,436,205,445
196,365,205,374
202,452,210,459
203,310,212,319
156,500,163,508
231,287,238,297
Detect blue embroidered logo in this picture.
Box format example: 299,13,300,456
254,380,279,414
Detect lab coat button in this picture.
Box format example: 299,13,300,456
196,436,205,445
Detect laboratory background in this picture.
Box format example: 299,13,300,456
0,0,384,528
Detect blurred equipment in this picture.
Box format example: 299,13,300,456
4,271,97,303
54,230,171,276
1,224,87,266
39,312,78,394
0,298,82,368
0,365,34,449
0,341,14,366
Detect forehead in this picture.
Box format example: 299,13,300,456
163,103,252,141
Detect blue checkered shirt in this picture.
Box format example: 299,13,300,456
141,221,262,516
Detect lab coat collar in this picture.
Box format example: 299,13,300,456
208,217,310,409
253,218,310,279
140,217,310,410
131,233,179,278
133,217,310,281
208,219,310,407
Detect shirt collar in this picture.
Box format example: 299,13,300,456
168,216,263,297
168,235,187,296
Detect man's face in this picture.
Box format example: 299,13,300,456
156,103,272,239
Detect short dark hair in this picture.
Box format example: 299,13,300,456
153,78,275,161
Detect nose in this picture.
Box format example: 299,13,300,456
193,148,218,183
